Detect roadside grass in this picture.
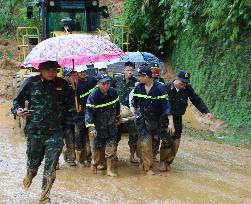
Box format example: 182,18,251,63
183,125,251,150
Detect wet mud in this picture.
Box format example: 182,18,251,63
0,101,250,204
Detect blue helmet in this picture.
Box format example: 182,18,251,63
62,67,74,76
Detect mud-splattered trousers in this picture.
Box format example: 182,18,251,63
75,76,97,162
114,75,139,154
132,81,173,171
164,82,210,164
85,87,120,167
12,75,71,192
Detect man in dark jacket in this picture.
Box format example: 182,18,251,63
85,72,120,177
164,70,213,170
114,61,139,163
74,65,97,166
12,61,72,203
132,64,175,175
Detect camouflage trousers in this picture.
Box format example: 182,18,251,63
89,135,117,167
74,121,91,162
63,124,76,162
117,121,138,145
26,131,63,190
135,117,173,171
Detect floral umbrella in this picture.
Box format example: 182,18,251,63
23,34,125,69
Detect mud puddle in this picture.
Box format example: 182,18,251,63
0,101,250,204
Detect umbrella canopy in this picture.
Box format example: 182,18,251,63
23,34,125,69
108,51,163,65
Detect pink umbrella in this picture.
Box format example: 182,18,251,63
23,34,125,69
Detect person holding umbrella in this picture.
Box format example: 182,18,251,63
12,61,72,203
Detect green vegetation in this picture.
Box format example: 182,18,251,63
184,125,251,150
120,0,251,128
0,0,39,35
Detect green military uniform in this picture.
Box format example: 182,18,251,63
114,75,139,159
12,74,71,203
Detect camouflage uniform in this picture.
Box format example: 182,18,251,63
85,87,120,170
75,76,97,164
114,75,138,152
12,75,71,202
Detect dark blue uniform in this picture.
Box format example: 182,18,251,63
132,81,173,171
75,76,97,164
85,87,120,167
165,81,210,165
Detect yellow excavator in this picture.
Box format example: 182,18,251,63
15,0,130,78
14,0,130,128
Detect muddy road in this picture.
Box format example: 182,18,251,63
0,101,250,204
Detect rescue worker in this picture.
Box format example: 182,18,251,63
132,64,175,175
74,65,97,166
62,67,78,166
164,70,213,170
150,63,165,161
114,61,139,163
150,63,165,84
12,61,71,203
94,62,116,88
85,72,120,177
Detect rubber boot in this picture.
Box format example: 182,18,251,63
166,139,181,165
23,167,38,188
75,150,86,167
106,159,117,177
39,172,56,204
159,147,172,172
97,148,107,170
129,144,139,163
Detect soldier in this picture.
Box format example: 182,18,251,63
164,70,213,170
74,65,97,166
85,72,120,177
114,61,139,163
132,64,175,175
12,61,71,203
62,67,78,166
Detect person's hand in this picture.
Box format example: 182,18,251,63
168,122,175,136
116,115,122,125
130,108,135,116
17,108,30,118
205,113,213,119
89,129,97,138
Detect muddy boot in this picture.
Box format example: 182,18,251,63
66,160,76,167
129,145,139,163
107,159,117,177
23,167,38,188
159,161,167,172
91,164,97,174
40,173,55,204
146,169,155,176
141,139,153,172
159,147,171,172
97,161,107,170
55,162,59,170
97,148,106,170
75,150,85,167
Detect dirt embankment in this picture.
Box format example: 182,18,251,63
0,38,19,99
